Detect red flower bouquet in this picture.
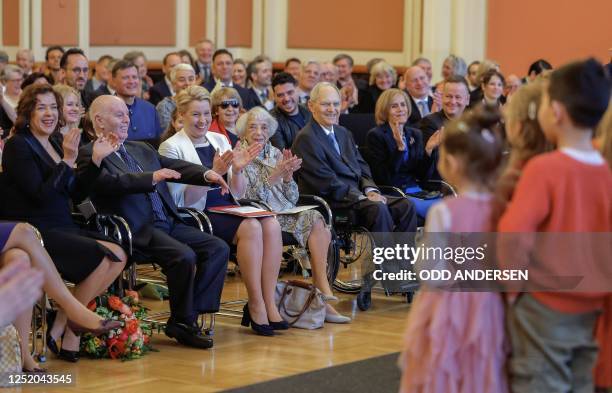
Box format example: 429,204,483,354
81,293,158,360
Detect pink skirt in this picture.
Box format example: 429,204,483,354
399,291,508,393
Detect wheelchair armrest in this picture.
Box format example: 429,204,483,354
237,198,274,212
417,180,457,197
297,194,333,227
377,185,407,198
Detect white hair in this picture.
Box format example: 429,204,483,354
236,107,278,139
170,63,195,82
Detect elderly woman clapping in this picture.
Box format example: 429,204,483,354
236,107,351,323
158,85,288,336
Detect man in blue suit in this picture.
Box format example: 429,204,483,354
202,49,258,110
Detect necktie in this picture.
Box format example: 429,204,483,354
117,146,167,221
418,100,430,117
328,132,340,155
259,90,268,104
203,64,210,82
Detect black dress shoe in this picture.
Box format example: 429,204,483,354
57,348,79,363
241,304,274,336
165,321,213,349
269,319,289,330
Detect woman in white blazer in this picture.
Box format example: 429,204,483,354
159,85,286,336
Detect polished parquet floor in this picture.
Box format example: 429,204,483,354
16,263,412,393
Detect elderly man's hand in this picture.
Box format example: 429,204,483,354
366,191,386,204
153,168,181,184
204,171,230,195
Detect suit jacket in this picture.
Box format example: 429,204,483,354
407,95,433,126
269,105,311,150
291,120,376,206
148,79,172,106
416,111,450,181
365,123,431,188
93,84,111,98
158,130,232,211
76,140,212,246
202,79,258,110
1,130,99,229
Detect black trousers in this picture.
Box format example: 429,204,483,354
353,195,417,233
141,219,229,324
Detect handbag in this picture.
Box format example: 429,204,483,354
274,280,326,329
0,325,22,387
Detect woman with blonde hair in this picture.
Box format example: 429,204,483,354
355,61,397,113
208,86,243,146
159,85,288,336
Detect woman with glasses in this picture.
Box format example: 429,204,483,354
208,87,243,147
1,65,24,124
159,85,288,336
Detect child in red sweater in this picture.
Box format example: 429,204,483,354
499,58,611,393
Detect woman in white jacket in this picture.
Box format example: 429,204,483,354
159,85,286,336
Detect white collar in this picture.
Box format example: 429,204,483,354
560,147,605,165
321,125,334,135
410,95,428,103
165,77,175,95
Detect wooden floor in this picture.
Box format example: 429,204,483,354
17,263,412,393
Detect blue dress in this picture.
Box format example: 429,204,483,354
0,222,17,250
195,145,243,244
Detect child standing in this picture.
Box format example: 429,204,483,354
499,58,611,393
400,106,508,393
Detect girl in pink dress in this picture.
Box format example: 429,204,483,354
399,106,507,393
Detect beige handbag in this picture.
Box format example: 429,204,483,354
0,325,22,387
275,280,326,329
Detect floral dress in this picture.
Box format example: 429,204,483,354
241,141,323,247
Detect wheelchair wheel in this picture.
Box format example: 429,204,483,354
357,290,372,311
339,227,374,266
326,230,341,284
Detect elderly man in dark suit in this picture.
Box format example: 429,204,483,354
403,66,433,126
77,95,230,349
269,72,311,150
292,82,417,235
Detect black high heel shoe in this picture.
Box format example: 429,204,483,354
269,319,289,330
57,348,80,363
45,309,60,356
241,304,274,336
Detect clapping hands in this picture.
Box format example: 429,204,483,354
232,143,262,172
62,128,82,166
92,133,120,166
268,149,302,185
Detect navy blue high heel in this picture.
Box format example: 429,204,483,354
241,304,274,336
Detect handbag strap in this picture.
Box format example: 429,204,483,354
277,283,319,326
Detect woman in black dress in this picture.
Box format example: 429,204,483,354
1,84,127,362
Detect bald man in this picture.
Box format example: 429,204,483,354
403,66,433,125
77,95,229,349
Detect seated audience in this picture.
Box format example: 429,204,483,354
148,52,182,106
1,84,127,363
159,86,289,335
43,46,64,84
365,89,440,219
432,55,468,110
412,57,433,87
320,62,339,84
84,55,113,98
403,66,433,125
59,48,95,110
160,108,183,143
0,65,23,123
123,51,154,100
21,72,52,90
504,74,522,100
292,82,417,240
178,49,197,71
354,61,397,113
237,107,350,323
203,49,257,109
332,54,360,111
296,60,321,105
416,75,470,180
467,60,481,91
284,57,301,81
480,69,506,107
247,56,274,110
16,49,35,76
269,72,312,150
52,84,88,145
156,63,196,130
523,58,552,84
208,87,242,146
77,95,230,349
111,60,162,143
232,58,248,88
194,38,215,86
469,59,500,106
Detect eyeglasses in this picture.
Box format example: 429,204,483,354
220,100,240,109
